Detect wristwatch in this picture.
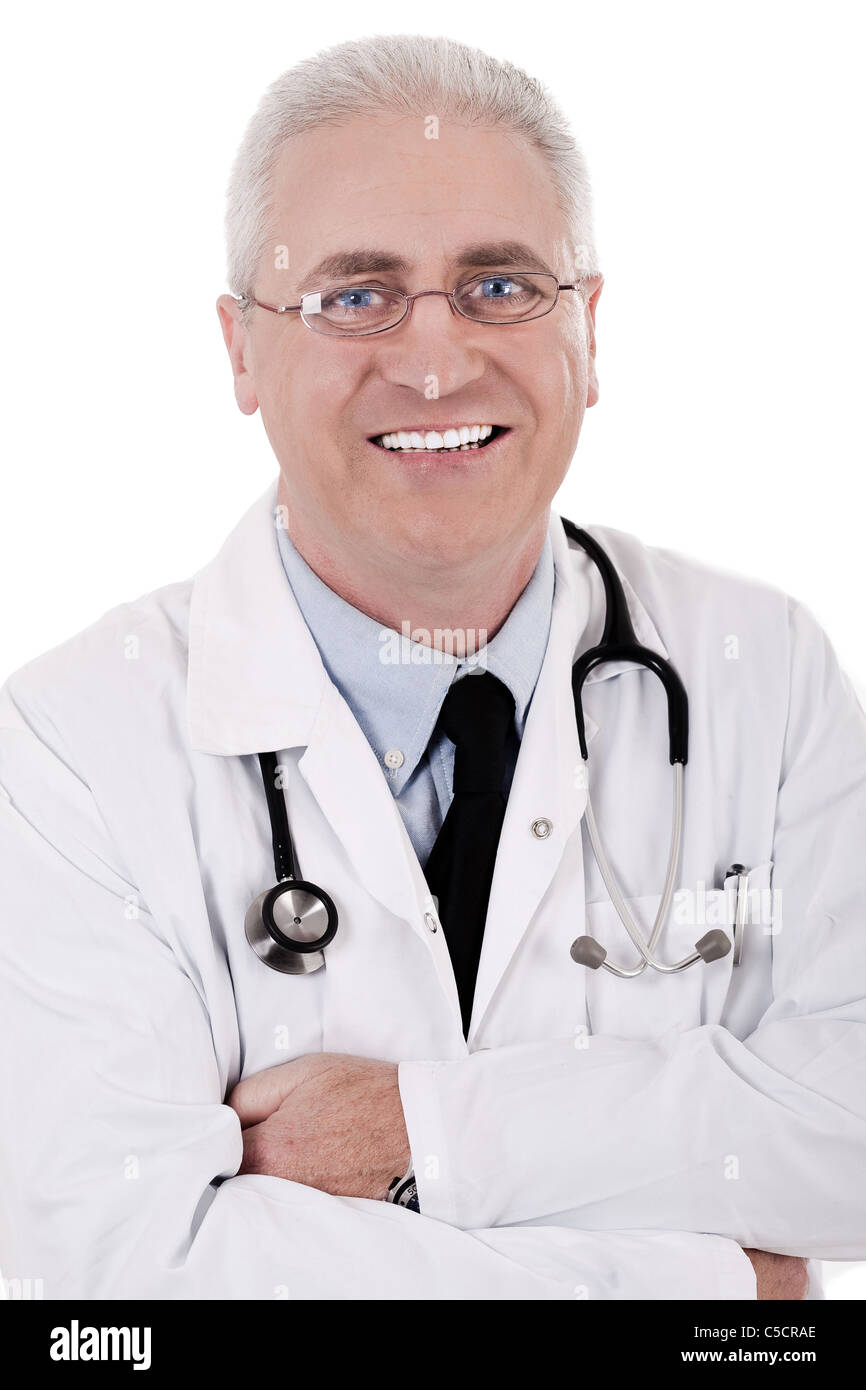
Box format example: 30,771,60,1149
386,1165,420,1212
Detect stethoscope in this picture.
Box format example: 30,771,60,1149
561,517,733,976
245,515,735,977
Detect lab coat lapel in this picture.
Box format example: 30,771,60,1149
469,516,594,1034
298,686,465,1029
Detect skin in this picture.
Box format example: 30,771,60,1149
229,1054,410,1202
742,1250,809,1301
218,112,805,1298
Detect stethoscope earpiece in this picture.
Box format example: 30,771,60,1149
570,936,607,970
695,929,731,963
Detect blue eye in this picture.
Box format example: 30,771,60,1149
480,277,516,298
336,288,374,309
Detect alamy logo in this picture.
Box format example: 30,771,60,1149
49,1320,152,1371
379,622,489,667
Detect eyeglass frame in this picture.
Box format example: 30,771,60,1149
235,270,586,337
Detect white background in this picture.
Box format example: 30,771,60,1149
1,0,864,1300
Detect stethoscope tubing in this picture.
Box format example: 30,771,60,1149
583,764,699,975
247,516,732,977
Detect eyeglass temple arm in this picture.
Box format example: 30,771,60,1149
237,295,298,315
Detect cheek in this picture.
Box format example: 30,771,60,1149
521,319,588,427
536,351,586,433
258,347,356,428
261,359,310,421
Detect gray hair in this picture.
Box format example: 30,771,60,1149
225,33,600,319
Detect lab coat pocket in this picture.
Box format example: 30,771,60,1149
582,887,739,1040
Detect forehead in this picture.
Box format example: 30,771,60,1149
266,114,568,280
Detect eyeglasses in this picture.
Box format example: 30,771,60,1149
237,271,583,337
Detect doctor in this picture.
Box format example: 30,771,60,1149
1,34,865,1302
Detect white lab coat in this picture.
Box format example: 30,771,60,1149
1,479,864,1301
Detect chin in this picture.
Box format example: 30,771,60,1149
386,502,509,562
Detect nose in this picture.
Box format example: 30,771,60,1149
375,289,487,397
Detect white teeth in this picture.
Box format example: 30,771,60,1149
373,423,501,451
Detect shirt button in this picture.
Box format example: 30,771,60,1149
424,912,439,933
531,818,553,839
384,749,404,770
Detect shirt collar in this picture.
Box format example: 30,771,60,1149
275,517,555,792
187,478,668,756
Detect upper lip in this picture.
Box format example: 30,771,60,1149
367,423,508,436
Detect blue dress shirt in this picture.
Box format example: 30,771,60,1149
275,520,556,867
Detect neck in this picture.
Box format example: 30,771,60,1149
277,481,549,652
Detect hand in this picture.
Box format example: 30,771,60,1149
741,1248,809,1300
227,1053,411,1201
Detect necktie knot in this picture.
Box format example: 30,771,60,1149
437,671,516,795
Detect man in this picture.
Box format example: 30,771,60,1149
1,35,864,1301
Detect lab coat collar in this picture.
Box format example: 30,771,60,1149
188,480,328,756
188,480,669,756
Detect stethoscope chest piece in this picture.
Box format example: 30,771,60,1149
244,879,338,975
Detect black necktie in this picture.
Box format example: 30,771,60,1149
423,671,516,1036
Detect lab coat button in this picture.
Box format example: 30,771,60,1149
423,912,439,933
531,818,553,839
384,749,404,770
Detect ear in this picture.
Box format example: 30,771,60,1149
216,294,259,415
583,275,603,407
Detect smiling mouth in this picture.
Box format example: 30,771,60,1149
369,424,509,452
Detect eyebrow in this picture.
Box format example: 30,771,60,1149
294,241,555,293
